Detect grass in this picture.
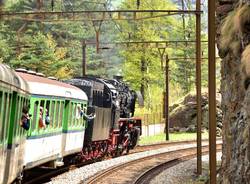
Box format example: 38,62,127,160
139,131,209,145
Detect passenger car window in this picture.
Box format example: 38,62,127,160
32,101,39,131
50,101,55,128
5,93,12,140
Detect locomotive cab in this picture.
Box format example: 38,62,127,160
66,77,116,146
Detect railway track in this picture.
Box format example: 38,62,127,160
23,139,221,184
86,143,222,184
130,138,212,154
133,152,212,184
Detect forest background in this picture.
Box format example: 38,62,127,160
0,0,218,115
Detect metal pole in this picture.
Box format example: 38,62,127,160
82,40,86,76
196,0,202,175
0,0,3,20
96,30,100,53
165,55,169,141
208,0,217,183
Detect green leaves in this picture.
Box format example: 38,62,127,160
118,0,179,106
0,0,210,106
9,31,72,79
0,0,95,79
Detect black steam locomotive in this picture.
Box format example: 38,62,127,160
66,76,142,160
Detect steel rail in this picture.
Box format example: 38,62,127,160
23,139,221,183
86,143,222,184
133,138,221,154
24,140,201,183
134,158,181,184
134,148,222,184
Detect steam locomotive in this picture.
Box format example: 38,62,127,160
0,64,141,184
66,76,141,160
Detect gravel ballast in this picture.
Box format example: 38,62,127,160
150,152,222,184
48,141,221,184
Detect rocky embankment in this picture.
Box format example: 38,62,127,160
169,92,222,136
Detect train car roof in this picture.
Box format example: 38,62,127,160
16,72,88,101
67,78,104,91
0,64,29,93
72,77,118,92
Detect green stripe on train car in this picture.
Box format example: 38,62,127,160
63,100,87,133
27,95,87,137
28,96,63,137
7,92,17,146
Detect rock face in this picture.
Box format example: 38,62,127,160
169,92,222,134
217,0,250,183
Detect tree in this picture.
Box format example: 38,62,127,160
0,0,124,78
10,32,73,79
118,0,203,108
0,23,12,63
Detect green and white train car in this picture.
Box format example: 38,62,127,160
0,65,30,184
0,64,88,183
17,71,88,169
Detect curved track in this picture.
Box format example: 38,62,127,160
86,144,222,184
134,152,209,184
130,139,211,154
23,139,220,184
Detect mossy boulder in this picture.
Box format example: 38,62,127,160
169,92,222,133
